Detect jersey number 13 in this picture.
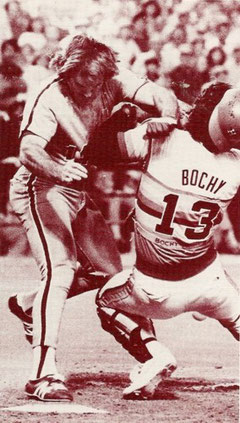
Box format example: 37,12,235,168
155,194,220,240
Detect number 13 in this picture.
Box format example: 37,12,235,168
155,194,220,240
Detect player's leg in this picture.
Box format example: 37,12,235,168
217,272,239,341
8,192,121,343
96,269,177,398
184,256,239,341
188,258,240,341
10,180,81,401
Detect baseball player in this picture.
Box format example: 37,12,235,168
97,82,240,399
8,34,178,402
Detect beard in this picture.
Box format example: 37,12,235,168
71,89,97,108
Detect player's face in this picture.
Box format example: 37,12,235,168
70,71,105,105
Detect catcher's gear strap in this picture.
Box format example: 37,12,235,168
97,306,156,363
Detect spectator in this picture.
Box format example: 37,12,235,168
30,16,46,35
190,37,208,73
142,0,165,42
225,46,240,86
110,24,141,68
17,25,47,54
143,56,165,86
4,0,32,40
215,21,231,47
167,44,205,104
21,53,53,93
0,4,12,45
204,45,229,84
161,25,187,74
131,12,150,52
0,38,26,214
206,46,227,70
18,42,37,68
44,24,63,57
0,39,27,114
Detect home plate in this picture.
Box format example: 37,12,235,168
1,403,108,414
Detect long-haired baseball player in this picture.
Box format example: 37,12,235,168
8,34,179,401
97,82,240,399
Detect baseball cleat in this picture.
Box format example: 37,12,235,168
123,355,177,399
25,374,73,402
8,295,33,344
129,362,143,383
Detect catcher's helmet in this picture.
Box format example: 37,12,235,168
208,88,240,151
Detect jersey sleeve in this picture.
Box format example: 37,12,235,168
20,89,57,143
117,124,148,161
114,67,149,101
115,67,178,119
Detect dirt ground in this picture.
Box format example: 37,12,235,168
0,254,239,423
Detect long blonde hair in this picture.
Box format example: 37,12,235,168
50,35,119,81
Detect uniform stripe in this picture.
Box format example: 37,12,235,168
22,78,59,137
137,192,198,228
132,80,149,102
37,346,49,379
28,176,52,350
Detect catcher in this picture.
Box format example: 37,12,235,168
96,82,240,399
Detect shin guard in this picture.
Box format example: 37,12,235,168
97,306,156,363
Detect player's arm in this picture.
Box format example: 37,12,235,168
116,68,178,121
20,132,88,183
118,116,177,162
133,82,179,121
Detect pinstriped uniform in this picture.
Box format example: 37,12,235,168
9,69,149,357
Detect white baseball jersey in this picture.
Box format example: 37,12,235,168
14,68,149,183
118,122,240,280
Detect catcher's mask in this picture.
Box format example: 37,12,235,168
208,88,240,152
186,81,231,152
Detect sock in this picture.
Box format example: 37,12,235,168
146,340,176,366
30,346,58,380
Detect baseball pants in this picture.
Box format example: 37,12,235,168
97,255,239,334
10,175,122,348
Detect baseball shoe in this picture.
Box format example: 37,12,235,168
8,295,33,344
123,354,177,399
25,374,73,402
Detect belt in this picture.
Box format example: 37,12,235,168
136,247,217,281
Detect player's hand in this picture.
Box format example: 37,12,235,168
143,121,176,140
61,154,88,183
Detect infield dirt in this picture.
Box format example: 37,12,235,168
0,255,239,423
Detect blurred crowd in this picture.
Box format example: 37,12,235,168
0,0,239,254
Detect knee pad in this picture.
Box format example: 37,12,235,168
97,306,156,363
219,315,240,341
